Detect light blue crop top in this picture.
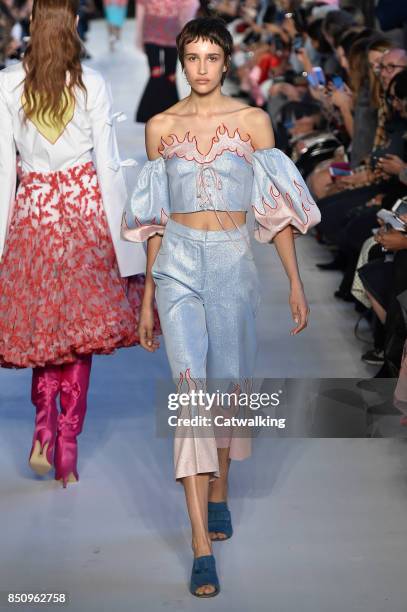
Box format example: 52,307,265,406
122,125,321,244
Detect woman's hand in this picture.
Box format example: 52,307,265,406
336,169,370,189
330,86,353,112
366,194,384,207
374,228,407,251
138,301,160,352
377,154,406,176
289,282,310,335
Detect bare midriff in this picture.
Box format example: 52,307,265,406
170,210,247,231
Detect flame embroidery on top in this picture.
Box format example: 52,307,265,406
158,123,254,164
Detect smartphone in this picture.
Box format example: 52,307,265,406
376,208,407,231
394,212,407,230
329,161,352,180
329,167,353,177
313,66,326,86
331,75,345,90
392,198,407,216
307,72,319,88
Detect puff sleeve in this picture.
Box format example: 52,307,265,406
121,156,170,242
251,148,321,244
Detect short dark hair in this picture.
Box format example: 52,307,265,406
307,18,331,55
176,17,233,85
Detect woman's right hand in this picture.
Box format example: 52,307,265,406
138,302,160,352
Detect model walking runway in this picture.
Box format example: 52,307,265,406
0,17,407,612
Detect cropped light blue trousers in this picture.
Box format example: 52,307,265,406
151,219,261,480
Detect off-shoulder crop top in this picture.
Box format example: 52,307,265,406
121,124,321,244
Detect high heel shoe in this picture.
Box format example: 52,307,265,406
54,356,92,488
208,501,233,541
29,366,61,476
190,555,220,598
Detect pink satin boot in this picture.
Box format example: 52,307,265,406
54,355,92,488
29,365,62,476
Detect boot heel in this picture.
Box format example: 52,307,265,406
29,368,61,477
54,420,80,488
58,471,78,489
29,440,53,476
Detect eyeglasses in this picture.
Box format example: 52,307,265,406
380,63,407,74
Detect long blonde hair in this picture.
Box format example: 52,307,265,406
22,0,86,126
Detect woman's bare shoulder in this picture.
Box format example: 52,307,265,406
240,106,272,130
240,107,274,149
146,112,175,138
145,102,187,137
145,112,178,159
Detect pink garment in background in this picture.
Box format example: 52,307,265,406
138,0,199,47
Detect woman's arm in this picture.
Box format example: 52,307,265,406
247,108,310,335
330,86,354,138
138,115,168,351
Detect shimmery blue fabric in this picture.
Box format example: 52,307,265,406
152,219,260,380
165,152,253,215
152,219,260,480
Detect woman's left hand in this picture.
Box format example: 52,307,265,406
289,282,310,335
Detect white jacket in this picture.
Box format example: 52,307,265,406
0,62,145,276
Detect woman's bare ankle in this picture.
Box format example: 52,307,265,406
208,484,228,503
191,534,212,558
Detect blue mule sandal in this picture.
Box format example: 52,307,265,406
190,554,220,598
208,501,233,540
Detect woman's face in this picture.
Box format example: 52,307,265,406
183,38,227,94
368,49,384,77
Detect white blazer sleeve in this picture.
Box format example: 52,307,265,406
88,73,146,276
0,72,17,262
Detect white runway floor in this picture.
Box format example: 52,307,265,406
1,20,407,612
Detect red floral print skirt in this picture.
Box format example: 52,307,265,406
0,161,159,368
